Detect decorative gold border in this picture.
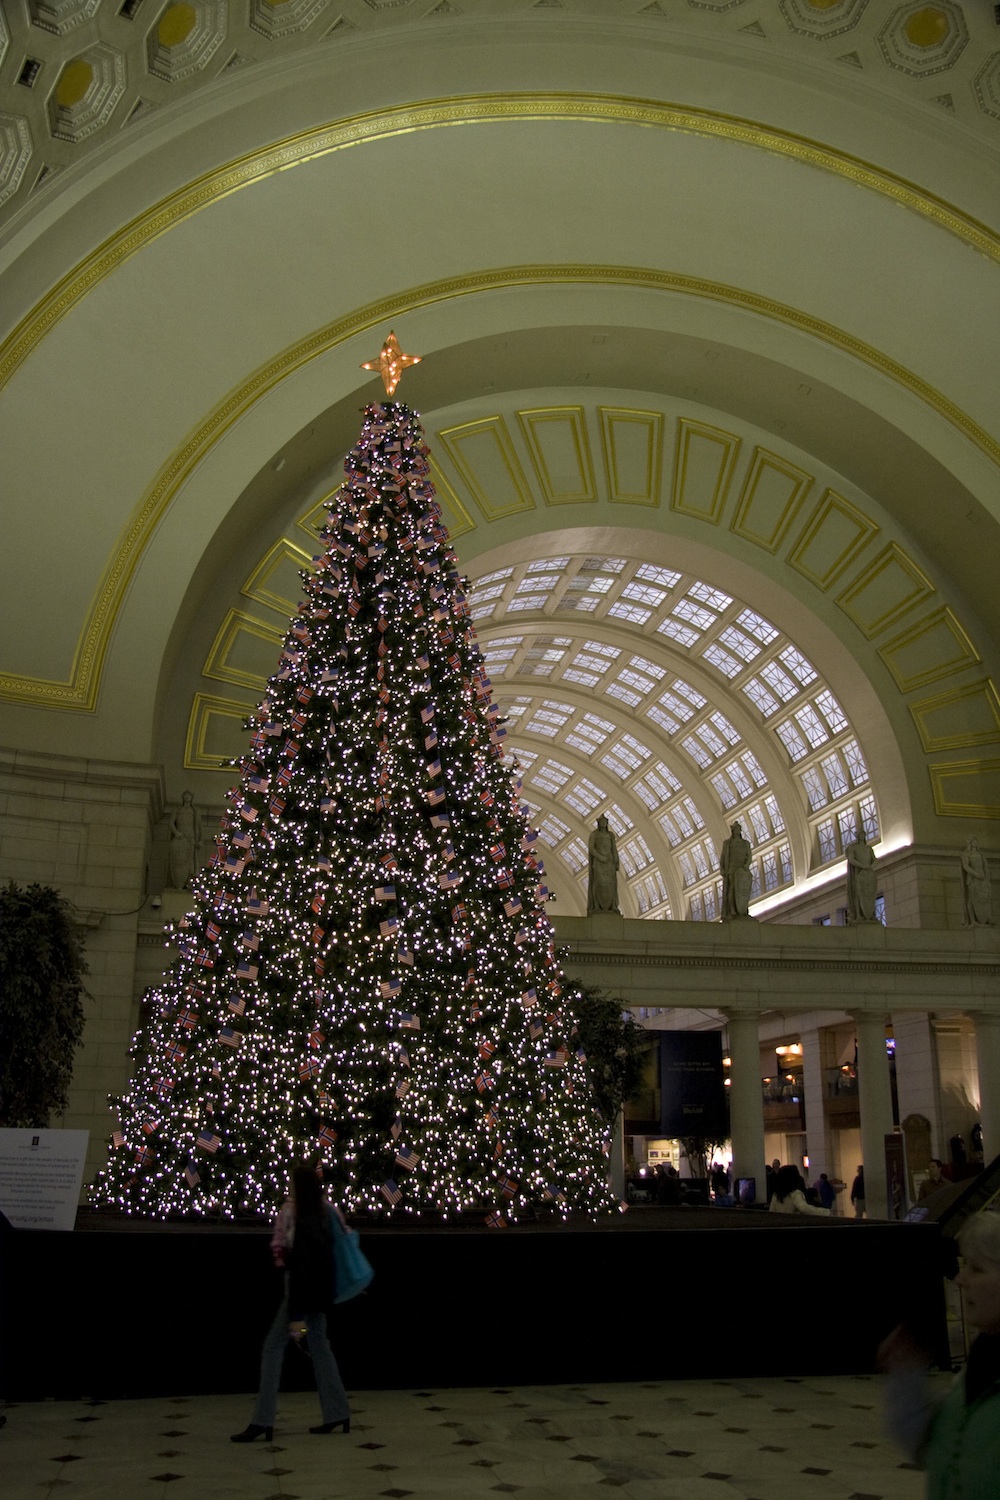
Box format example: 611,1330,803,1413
4,91,999,394
671,418,741,524
600,406,664,507
436,415,536,522
730,446,812,554
910,679,1000,753
929,758,1000,820
2,262,997,711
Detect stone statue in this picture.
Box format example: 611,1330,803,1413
168,789,203,890
720,820,753,920
961,838,994,926
845,831,878,924
587,814,620,915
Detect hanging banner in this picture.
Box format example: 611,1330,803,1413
658,1032,727,1139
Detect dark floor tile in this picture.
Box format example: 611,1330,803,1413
802,1467,832,1476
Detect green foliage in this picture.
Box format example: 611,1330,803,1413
563,978,650,1126
0,881,88,1128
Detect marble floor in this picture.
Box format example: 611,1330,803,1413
2,1371,943,1500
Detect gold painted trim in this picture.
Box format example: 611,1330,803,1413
787,488,879,592
599,406,663,507
429,460,477,539
436,415,535,521
204,608,285,691
241,537,314,614
297,488,340,540
518,406,597,506
929,758,1000,820
837,541,935,641
730,446,812,554
3,262,997,711
910,679,1000,753
671,418,740,524
3,91,999,396
878,606,981,692
184,690,256,772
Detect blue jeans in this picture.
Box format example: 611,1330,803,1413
250,1298,350,1428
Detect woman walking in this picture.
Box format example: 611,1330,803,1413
231,1165,351,1442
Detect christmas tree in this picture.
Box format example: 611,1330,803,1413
93,335,615,1224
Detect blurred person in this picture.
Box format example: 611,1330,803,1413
881,1210,1000,1498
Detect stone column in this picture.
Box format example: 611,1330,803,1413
972,1011,1000,1163
853,1008,894,1219
724,1008,766,1203
799,1026,831,1182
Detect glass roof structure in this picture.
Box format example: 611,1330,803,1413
469,553,878,920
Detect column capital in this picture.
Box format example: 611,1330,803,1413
848,1007,890,1024
720,1005,761,1024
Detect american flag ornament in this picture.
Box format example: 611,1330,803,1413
236,959,259,981
398,1012,420,1030
395,1145,420,1171
184,1162,200,1188
381,1180,403,1206
380,977,402,998
219,1027,242,1049
196,1130,221,1154
379,916,399,938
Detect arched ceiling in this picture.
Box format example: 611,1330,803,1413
1,1,999,228
1,8,999,914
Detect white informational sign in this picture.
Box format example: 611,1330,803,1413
0,1128,90,1231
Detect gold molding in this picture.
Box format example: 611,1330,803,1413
435,415,535,521
878,606,981,692
3,91,999,395
518,406,597,506
599,406,663,507
731,446,812,554
910,679,1000,753
671,417,740,524
241,537,314,614
3,262,997,711
204,608,285,691
787,488,879,592
836,542,935,641
929,758,1000,820
184,690,255,772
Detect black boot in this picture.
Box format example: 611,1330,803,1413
230,1423,272,1443
310,1417,350,1434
